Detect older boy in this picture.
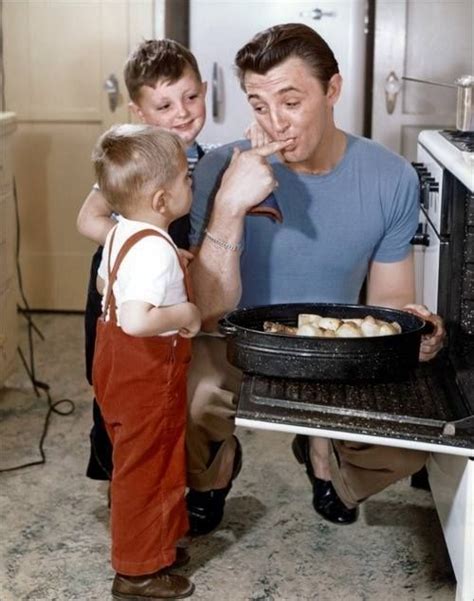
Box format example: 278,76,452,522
92,124,200,599
77,39,207,483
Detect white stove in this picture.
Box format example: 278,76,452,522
235,131,474,600
415,130,474,601
419,130,474,192
231,129,474,599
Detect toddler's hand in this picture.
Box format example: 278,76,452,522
177,248,195,268
244,121,272,148
179,302,201,338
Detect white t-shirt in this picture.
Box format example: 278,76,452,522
98,217,187,329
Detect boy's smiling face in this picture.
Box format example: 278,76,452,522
131,68,207,146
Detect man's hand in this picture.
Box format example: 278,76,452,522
214,140,291,217
403,303,446,361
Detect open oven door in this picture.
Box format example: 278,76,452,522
235,355,474,456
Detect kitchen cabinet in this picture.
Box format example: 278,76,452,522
3,1,153,310
0,112,18,387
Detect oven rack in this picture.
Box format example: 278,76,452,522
237,360,474,452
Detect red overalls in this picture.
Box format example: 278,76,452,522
92,228,192,576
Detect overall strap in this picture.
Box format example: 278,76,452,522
102,228,194,323
101,225,118,322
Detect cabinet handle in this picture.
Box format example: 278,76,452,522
384,71,402,115
299,8,337,19
104,74,120,112
212,62,222,121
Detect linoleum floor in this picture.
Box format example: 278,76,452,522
0,314,456,601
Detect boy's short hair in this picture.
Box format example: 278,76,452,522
92,124,185,215
235,23,339,93
124,39,202,102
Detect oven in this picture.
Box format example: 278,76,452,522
234,131,474,456
229,129,474,599
413,130,474,601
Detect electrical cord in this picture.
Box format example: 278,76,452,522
0,6,75,473
0,178,76,473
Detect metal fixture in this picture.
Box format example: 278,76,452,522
104,74,120,112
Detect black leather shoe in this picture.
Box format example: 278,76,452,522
292,434,358,525
186,436,242,536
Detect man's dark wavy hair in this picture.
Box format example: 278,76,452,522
235,23,339,93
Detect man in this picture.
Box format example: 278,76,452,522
186,23,445,535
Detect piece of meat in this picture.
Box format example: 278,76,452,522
263,321,298,335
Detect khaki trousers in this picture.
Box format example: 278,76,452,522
186,336,427,508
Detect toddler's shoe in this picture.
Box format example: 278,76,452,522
112,571,194,600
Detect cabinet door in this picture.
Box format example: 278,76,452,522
372,0,473,160
0,120,16,290
0,283,18,386
3,0,153,310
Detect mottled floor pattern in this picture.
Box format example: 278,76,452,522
0,314,456,601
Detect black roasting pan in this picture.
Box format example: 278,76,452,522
218,303,431,382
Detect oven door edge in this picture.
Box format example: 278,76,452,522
235,417,474,457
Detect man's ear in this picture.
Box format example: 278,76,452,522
326,73,343,106
151,189,167,213
201,81,208,96
129,101,146,123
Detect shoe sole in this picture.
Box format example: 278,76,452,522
112,582,195,601
314,506,359,525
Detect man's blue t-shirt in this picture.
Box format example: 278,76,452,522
190,134,419,308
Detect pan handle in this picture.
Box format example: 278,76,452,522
218,319,238,337
402,76,457,89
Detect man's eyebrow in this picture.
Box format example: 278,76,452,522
247,86,302,100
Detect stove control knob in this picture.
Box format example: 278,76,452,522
421,179,435,209
411,162,428,175
421,177,435,187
